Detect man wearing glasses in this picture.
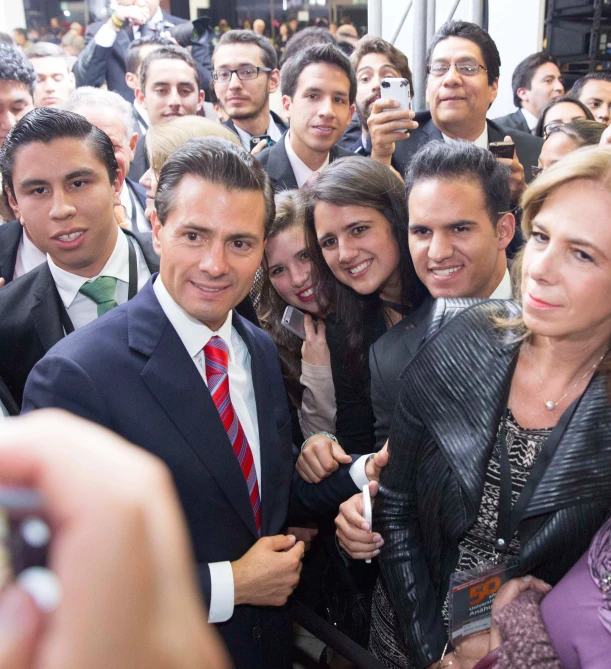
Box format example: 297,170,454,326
212,31,287,153
367,20,542,206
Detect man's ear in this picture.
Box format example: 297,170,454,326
516,87,529,104
129,132,139,156
346,104,356,129
151,209,162,256
6,187,22,224
197,89,205,112
136,87,146,108
497,212,516,250
268,69,281,94
281,94,292,119
113,171,124,205
125,72,138,91
489,77,499,105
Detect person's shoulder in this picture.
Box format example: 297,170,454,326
161,11,188,25
428,297,521,340
84,20,105,36
0,219,22,241
255,143,274,165
0,263,45,304
331,143,359,159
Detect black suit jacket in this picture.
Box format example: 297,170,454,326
22,278,358,669
375,299,611,668
0,230,159,412
0,219,23,284
126,177,146,210
338,112,362,150
0,375,17,416
386,111,543,182
222,111,288,149
493,108,531,134
128,133,149,183
255,133,357,191
74,11,188,102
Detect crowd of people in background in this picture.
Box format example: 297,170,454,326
0,3,611,669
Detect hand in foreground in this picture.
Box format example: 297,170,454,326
364,441,389,482
335,482,384,560
368,98,418,167
296,435,352,484
496,135,526,204
302,315,330,367
250,139,267,156
232,534,304,607
0,409,230,669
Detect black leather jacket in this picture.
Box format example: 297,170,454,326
374,299,611,669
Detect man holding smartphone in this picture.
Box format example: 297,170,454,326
367,20,542,205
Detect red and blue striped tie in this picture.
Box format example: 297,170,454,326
204,336,261,534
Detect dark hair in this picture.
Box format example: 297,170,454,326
24,41,64,59
512,52,560,108
405,140,510,225
258,190,309,407
13,28,27,38
534,95,594,137
213,29,278,70
305,157,426,371
427,20,500,85
140,45,200,91
548,118,606,147
0,107,118,198
281,43,357,104
571,71,611,100
125,35,173,75
280,27,336,67
351,35,413,91
0,44,36,96
155,137,275,236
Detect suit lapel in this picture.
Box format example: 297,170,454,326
267,135,299,190
30,264,67,352
400,298,434,363
132,287,260,537
0,221,23,282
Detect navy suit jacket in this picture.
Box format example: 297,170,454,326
22,277,358,669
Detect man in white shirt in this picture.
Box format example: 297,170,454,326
65,87,149,231
0,107,159,410
256,43,357,191
212,30,288,153
494,52,564,134
22,137,382,669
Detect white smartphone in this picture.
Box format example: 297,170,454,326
362,483,373,564
381,77,412,113
281,305,307,340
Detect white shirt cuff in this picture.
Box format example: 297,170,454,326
349,454,371,490
207,561,235,623
94,22,118,47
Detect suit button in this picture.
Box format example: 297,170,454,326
252,626,262,639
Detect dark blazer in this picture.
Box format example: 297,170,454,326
374,299,611,668
338,112,362,150
126,177,146,210
128,133,149,183
22,278,359,669
256,133,356,191
73,11,188,102
386,112,543,182
222,111,288,148
0,219,23,284
493,108,532,135
0,375,18,416
0,230,158,412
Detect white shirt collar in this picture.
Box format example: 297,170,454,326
15,231,46,278
442,124,489,149
284,132,330,188
48,228,126,308
147,7,164,27
234,113,283,152
153,276,236,362
490,268,512,300
133,99,150,126
520,107,538,131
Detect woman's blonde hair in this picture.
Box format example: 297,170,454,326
146,116,241,175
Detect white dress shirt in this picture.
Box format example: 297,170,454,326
48,230,151,330
153,276,260,624
521,108,538,133
121,182,150,232
490,268,512,300
235,113,284,153
95,7,164,47
13,232,46,280
284,132,330,188
133,99,150,135
442,124,489,149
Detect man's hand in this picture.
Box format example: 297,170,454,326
302,315,330,367
335,482,384,560
364,442,389,482
109,0,150,28
286,525,319,551
497,135,526,205
368,99,418,167
232,535,304,607
296,435,352,484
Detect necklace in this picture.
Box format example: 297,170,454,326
536,347,607,411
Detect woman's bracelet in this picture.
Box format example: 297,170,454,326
301,431,338,451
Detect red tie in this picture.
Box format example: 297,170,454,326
204,336,261,534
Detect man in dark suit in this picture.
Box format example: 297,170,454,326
65,86,149,230
0,108,159,411
494,52,564,134
256,43,356,191
211,30,288,152
367,21,543,205
73,0,188,102
0,375,17,417
23,138,371,669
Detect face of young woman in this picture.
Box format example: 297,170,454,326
313,202,402,301
265,225,321,315
522,178,611,343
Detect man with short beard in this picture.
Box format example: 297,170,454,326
212,30,287,153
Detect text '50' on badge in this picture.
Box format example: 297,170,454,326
449,562,519,643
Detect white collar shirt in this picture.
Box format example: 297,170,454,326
121,182,150,232
13,231,46,279
442,124,489,149
284,132,330,188
234,113,283,152
490,268,513,300
47,229,151,330
133,99,150,134
521,107,538,132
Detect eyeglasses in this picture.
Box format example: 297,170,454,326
542,120,566,138
212,66,272,83
427,61,488,77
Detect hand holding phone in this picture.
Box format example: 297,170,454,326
381,78,411,113
362,484,373,564
489,141,515,160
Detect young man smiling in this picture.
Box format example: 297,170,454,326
256,43,356,191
